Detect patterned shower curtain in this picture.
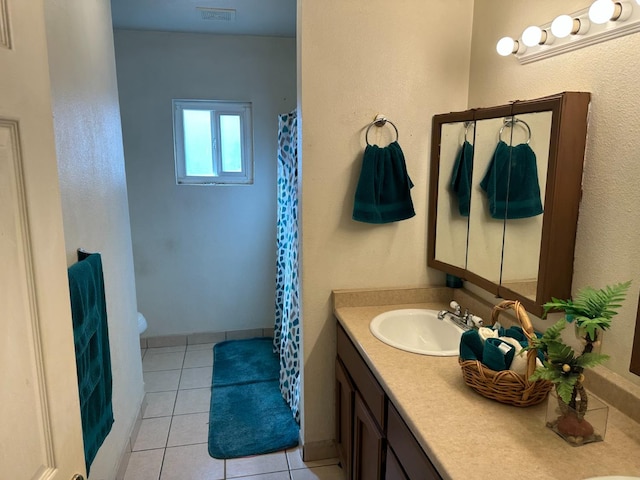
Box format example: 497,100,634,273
274,110,301,422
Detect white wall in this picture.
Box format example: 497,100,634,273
298,0,474,450
468,0,640,387
43,1,144,478
114,30,296,337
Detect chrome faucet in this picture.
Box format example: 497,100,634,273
438,300,483,330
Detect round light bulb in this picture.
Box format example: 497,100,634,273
522,25,543,47
589,0,615,24
551,15,574,38
496,36,516,56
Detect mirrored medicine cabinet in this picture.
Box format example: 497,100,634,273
427,92,591,317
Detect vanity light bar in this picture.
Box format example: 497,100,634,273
497,0,640,64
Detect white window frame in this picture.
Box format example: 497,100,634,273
173,99,254,185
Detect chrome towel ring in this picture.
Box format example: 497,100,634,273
499,117,531,144
365,115,399,146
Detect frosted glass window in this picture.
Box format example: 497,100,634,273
183,110,214,177
220,115,242,173
173,100,253,185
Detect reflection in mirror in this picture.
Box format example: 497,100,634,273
501,111,552,300
434,121,473,269
466,117,506,284
428,92,590,316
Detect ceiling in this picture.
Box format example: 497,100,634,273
110,0,296,37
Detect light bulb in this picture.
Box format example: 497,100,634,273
589,0,616,24
522,25,543,46
551,15,574,38
496,36,516,56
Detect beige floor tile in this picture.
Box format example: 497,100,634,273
143,351,185,372
133,416,171,451
167,412,210,447
179,366,213,389
226,451,289,478
143,391,177,418
183,349,213,368
160,443,224,480
286,448,338,470
174,387,211,415
144,369,181,393
187,339,220,350
144,345,187,355
231,472,291,480
290,465,345,480
124,449,164,480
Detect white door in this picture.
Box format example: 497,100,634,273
0,0,86,479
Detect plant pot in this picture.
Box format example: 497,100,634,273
545,388,609,446
574,324,603,354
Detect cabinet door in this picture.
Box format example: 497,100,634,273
385,446,409,480
353,392,384,480
335,359,354,477
387,404,442,480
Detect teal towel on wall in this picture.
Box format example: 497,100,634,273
449,140,474,217
353,141,416,224
480,141,543,219
68,253,114,476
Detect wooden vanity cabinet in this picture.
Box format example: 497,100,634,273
336,323,444,480
336,323,386,479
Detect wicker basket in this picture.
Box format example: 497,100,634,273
458,300,552,407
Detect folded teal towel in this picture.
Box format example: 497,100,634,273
353,141,415,224
68,253,113,476
480,141,543,219
459,330,484,361
500,325,544,362
483,338,516,371
449,140,474,217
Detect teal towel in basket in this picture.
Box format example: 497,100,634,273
353,141,415,224
68,253,114,476
480,141,543,219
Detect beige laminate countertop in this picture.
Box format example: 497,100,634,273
334,300,640,480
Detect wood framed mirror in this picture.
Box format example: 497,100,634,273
427,92,591,317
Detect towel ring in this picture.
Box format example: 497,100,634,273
365,116,399,146
499,117,531,144
464,121,474,143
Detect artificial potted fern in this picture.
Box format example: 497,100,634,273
525,280,631,445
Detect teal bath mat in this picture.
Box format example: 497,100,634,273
208,338,299,459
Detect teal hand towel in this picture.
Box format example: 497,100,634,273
459,330,484,361
502,326,544,362
483,338,516,371
449,140,474,217
480,141,543,219
68,253,114,476
353,141,416,224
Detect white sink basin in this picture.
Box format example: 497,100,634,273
369,309,465,356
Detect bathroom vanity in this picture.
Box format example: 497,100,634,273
333,287,640,480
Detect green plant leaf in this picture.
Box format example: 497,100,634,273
530,365,563,382
546,341,576,364
575,352,610,369
556,376,579,404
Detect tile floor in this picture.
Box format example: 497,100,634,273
124,343,345,480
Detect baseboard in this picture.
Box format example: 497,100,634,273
301,439,336,462
115,396,146,480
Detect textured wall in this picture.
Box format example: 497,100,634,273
469,0,640,387
43,0,144,477
298,0,474,448
114,31,296,337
